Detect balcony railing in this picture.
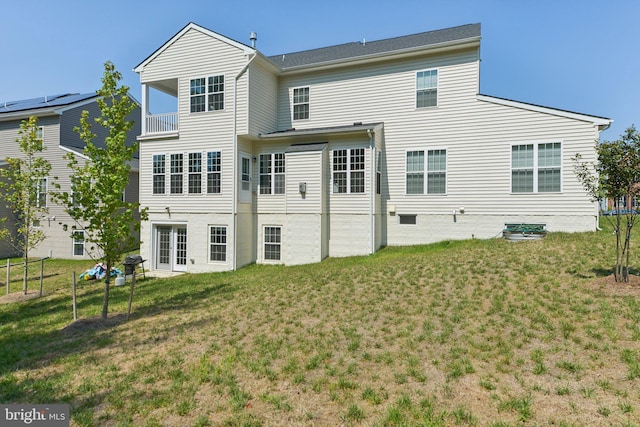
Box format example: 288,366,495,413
145,113,178,134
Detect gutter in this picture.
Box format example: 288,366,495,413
233,51,257,271
368,129,375,255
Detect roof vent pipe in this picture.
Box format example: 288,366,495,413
249,32,257,48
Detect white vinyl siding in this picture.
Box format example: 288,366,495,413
511,142,561,193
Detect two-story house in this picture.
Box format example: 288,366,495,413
0,93,141,259
135,22,611,273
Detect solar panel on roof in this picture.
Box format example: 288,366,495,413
0,93,97,114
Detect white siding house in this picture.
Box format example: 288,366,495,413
135,22,611,273
0,93,141,259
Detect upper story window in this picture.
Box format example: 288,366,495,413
511,142,561,193
406,149,447,194
416,69,438,108
153,154,165,194
259,153,285,195
170,154,183,194
190,75,224,113
207,151,221,194
32,178,47,207
332,148,365,194
188,152,202,194
293,87,309,120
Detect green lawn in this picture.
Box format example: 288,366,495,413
1,221,640,426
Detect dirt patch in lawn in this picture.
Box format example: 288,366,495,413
591,273,640,296
0,290,43,304
61,313,128,335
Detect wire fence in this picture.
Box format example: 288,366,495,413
2,257,50,296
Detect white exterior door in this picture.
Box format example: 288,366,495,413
239,153,252,203
155,225,188,271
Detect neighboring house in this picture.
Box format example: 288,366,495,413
0,93,141,259
134,22,611,273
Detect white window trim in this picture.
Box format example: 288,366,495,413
262,225,282,263
206,151,222,194
169,153,184,195
152,153,166,195
259,153,285,195
415,68,439,109
510,141,563,194
189,75,226,113
34,177,48,208
72,230,85,257
292,86,310,121
331,148,367,195
404,148,448,195
208,225,228,263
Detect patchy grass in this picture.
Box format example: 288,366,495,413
1,220,640,425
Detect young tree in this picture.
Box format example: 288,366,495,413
54,61,147,319
573,125,640,282
0,116,52,294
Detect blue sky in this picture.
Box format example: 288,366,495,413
2,0,638,139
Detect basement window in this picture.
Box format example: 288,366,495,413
399,214,417,225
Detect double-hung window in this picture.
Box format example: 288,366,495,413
153,154,165,194
207,151,221,194
33,178,47,207
190,75,224,113
209,226,227,262
170,154,183,194
405,149,447,194
188,153,202,194
293,87,309,120
332,148,365,194
72,230,84,256
416,69,438,108
511,142,561,193
264,226,282,261
259,153,285,194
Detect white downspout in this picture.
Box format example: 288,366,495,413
233,52,257,271
368,129,375,254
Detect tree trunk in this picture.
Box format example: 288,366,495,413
23,237,28,295
101,261,111,319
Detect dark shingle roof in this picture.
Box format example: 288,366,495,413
0,93,97,114
268,23,480,70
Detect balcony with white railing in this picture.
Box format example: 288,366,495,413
140,80,179,137
146,112,178,134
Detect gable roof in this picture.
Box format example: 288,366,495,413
477,94,612,130
0,93,97,120
134,22,255,73
268,23,481,71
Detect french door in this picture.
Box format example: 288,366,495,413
155,225,188,271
